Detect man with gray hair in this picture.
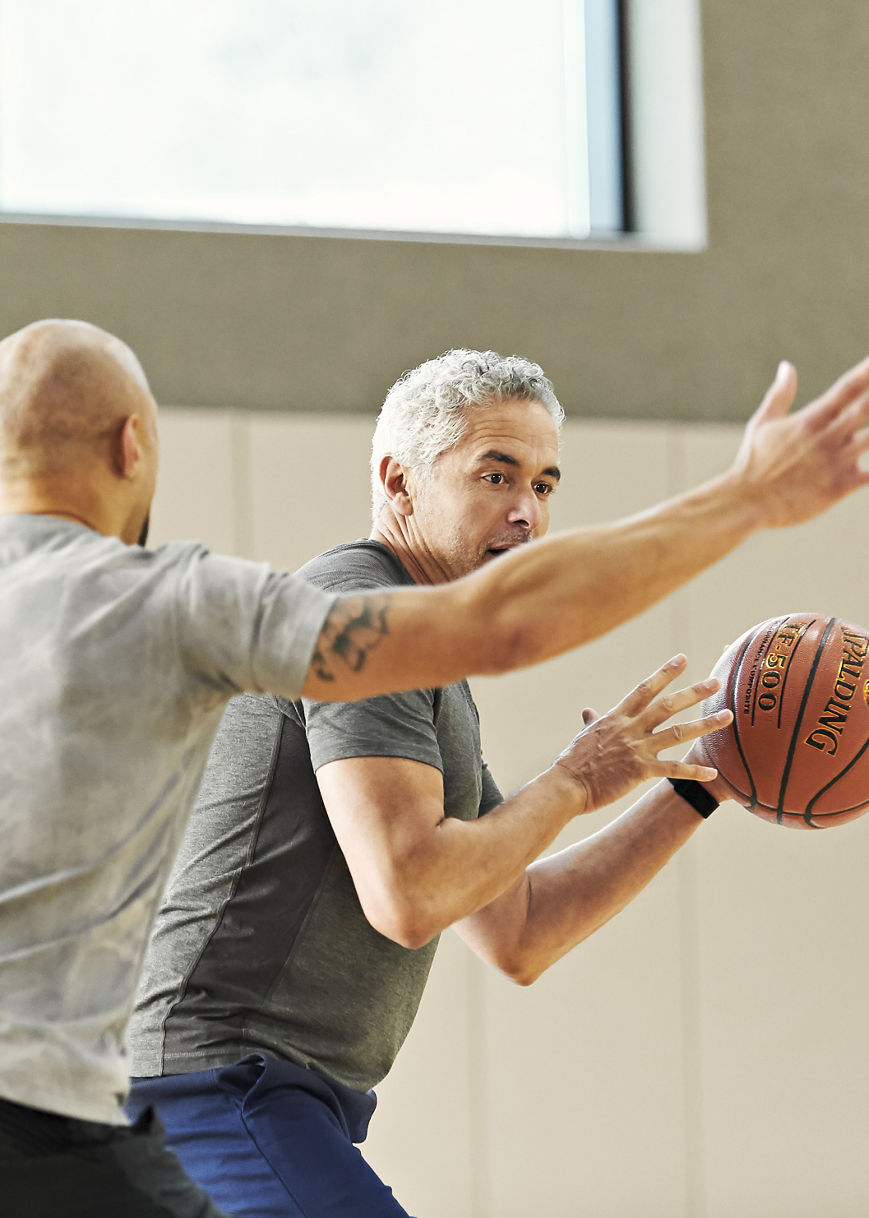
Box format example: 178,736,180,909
126,345,869,1217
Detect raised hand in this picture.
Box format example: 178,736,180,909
730,356,869,528
553,654,732,815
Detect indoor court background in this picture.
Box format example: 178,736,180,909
3,2,869,1215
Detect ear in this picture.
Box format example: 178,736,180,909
115,414,143,480
379,456,415,516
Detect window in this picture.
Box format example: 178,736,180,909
0,0,626,241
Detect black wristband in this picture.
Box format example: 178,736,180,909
667,777,719,819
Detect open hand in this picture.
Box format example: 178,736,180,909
731,356,869,528
554,654,732,815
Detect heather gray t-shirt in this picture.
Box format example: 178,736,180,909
0,515,333,1125
130,540,503,1093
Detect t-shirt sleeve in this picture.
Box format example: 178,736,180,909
170,544,335,702
302,686,444,773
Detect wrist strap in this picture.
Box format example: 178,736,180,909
667,777,719,819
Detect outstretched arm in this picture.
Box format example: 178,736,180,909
303,356,869,703
314,656,731,949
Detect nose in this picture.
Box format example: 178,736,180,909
507,487,544,533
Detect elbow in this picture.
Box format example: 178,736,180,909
501,923,600,986
378,916,439,953
490,942,545,987
502,957,543,988
361,891,444,951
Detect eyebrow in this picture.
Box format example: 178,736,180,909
477,449,562,482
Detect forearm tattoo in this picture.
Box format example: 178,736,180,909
310,594,392,682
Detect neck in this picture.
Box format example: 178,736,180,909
0,477,118,539
370,514,447,586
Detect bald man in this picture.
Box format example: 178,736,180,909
1,319,869,1217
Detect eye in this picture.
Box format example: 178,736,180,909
484,472,505,485
534,482,555,496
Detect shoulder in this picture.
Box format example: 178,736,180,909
138,538,217,577
296,540,412,595
145,540,274,598
132,540,269,613
146,542,332,695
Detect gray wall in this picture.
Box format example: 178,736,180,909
2,0,869,422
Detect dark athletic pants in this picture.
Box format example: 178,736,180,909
0,1095,228,1218
128,1053,415,1218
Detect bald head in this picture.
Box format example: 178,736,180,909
0,319,155,479
0,319,159,545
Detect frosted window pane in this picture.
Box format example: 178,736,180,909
0,0,619,239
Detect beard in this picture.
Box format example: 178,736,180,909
137,513,150,547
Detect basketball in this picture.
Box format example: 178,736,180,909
697,612,869,828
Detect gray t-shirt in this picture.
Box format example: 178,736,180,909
0,515,333,1125
129,540,503,1093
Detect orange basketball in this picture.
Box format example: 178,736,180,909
698,612,869,828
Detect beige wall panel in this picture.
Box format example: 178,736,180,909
245,413,374,571
148,408,244,555
692,810,869,1217
678,426,869,1216
477,871,695,1218
363,934,479,1218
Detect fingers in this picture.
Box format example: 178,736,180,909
751,359,797,425
649,707,733,752
750,352,869,439
665,760,720,782
734,355,869,526
614,653,688,718
610,657,726,741
559,660,731,813
824,387,869,448
807,353,869,423
806,388,869,493
639,708,733,784
640,675,723,730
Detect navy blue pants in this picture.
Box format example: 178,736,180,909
127,1054,415,1218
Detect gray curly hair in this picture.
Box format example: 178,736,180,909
370,348,564,520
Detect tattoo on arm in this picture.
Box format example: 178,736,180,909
310,594,392,683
